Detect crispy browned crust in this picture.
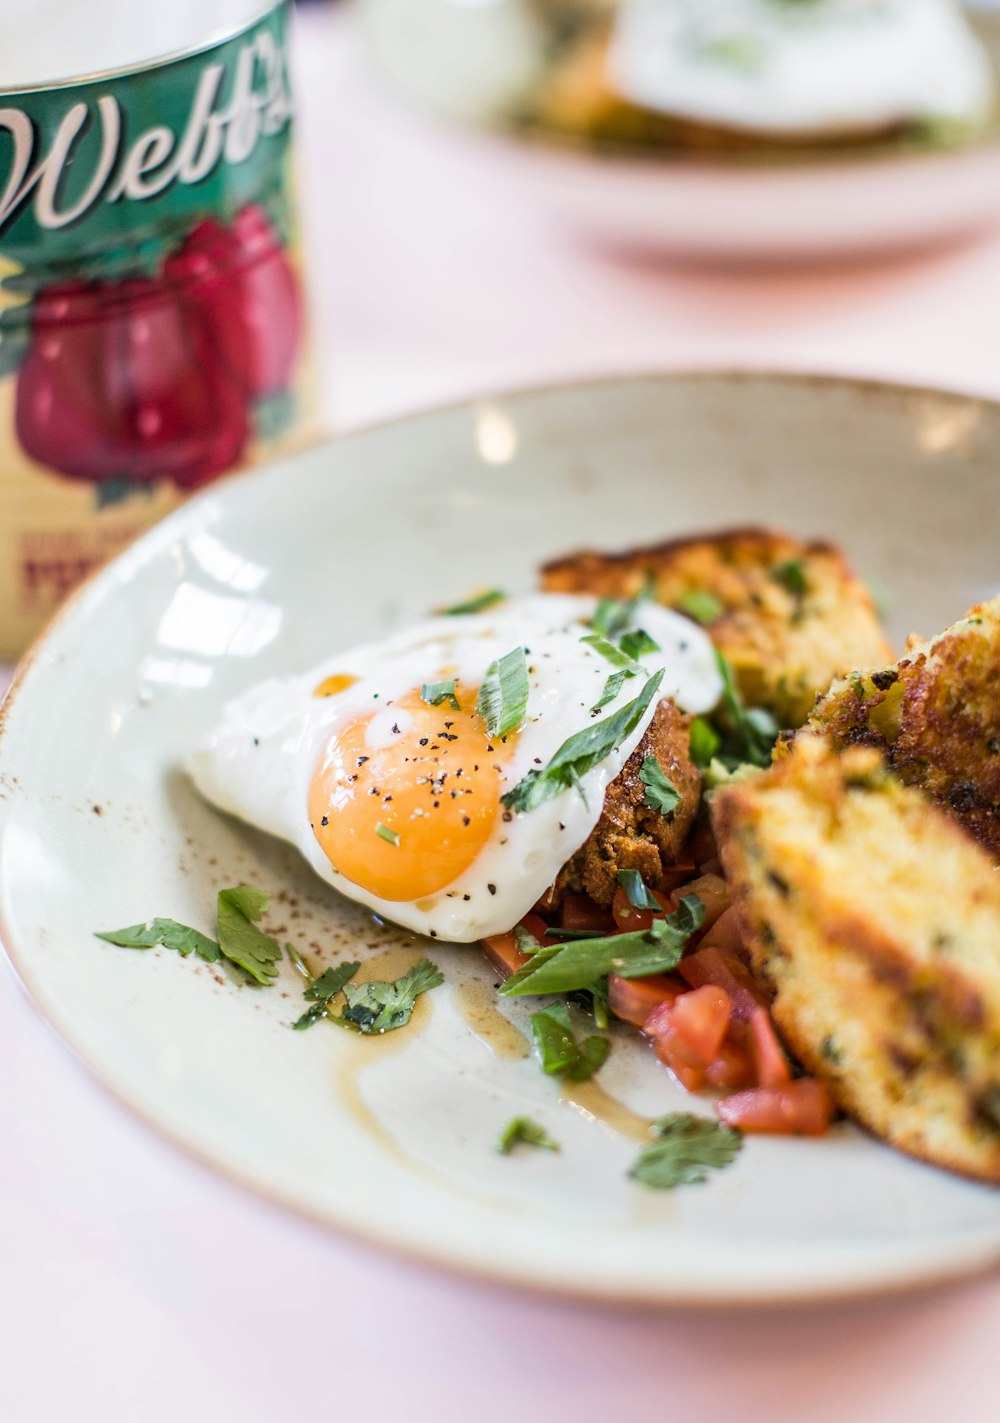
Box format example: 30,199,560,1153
553,697,701,907
712,738,1000,1184
792,596,1000,862
542,527,891,729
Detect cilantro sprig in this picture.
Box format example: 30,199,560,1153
496,1116,559,1154
97,884,283,986
638,755,680,817
628,1114,743,1190
503,669,664,813
292,957,361,1031
336,959,444,1034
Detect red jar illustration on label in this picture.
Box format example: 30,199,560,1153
0,1,315,660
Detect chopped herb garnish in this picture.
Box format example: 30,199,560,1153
689,716,721,768
617,868,661,911
628,1114,743,1190
713,650,780,768
514,922,542,955
292,959,361,1031
772,559,807,597
638,755,681,817
333,958,443,1034
589,581,654,641
420,679,460,711
591,670,627,713
95,917,220,962
502,670,664,813
530,1002,609,1082
375,822,400,847
500,893,704,996
441,589,505,616
620,628,661,660
580,633,640,672
215,886,283,985
678,589,724,625
496,1116,559,1154
477,646,529,738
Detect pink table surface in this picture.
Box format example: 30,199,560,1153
4,7,1000,1419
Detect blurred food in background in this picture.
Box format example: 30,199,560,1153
0,0,317,662
361,0,1000,259
364,0,998,158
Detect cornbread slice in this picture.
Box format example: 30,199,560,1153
552,696,701,907
542,528,891,728
793,596,1000,860
713,737,1000,1183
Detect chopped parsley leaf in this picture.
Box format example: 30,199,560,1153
678,589,723,626
95,917,220,962
420,679,460,711
496,1116,559,1155
292,958,361,1031
772,559,807,597
638,755,681,817
215,886,283,985
628,1114,742,1190
375,822,400,847
530,1002,609,1082
333,958,443,1034
502,670,663,813
477,645,529,738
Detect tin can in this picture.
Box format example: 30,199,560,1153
0,1,316,660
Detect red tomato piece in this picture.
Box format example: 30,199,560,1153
560,893,613,933
608,973,682,1027
671,985,732,1063
704,1039,754,1092
679,946,770,1022
651,1024,706,1093
716,1080,835,1136
700,905,746,958
611,884,671,933
748,1006,791,1088
481,913,552,979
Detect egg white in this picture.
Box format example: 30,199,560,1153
188,594,722,942
610,0,994,137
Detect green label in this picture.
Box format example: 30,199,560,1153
0,2,293,271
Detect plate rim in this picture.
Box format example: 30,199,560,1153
3,366,1000,1309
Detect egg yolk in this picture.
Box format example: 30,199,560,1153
309,685,516,902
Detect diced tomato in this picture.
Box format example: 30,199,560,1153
481,912,551,979
608,973,682,1027
560,893,614,933
701,905,746,958
611,884,671,933
671,985,732,1063
748,1005,791,1088
650,1024,706,1093
679,946,770,1022
676,873,731,932
704,1039,754,1092
716,1079,835,1136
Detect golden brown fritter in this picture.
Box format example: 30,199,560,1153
791,596,1000,861
713,737,1000,1184
553,697,701,907
542,527,891,729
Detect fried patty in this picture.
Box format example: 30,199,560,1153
713,737,1000,1184
542,527,891,729
552,696,701,907
790,595,1000,861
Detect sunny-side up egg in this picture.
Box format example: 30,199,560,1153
188,594,722,942
609,0,995,138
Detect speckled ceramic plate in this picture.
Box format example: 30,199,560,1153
2,373,1000,1306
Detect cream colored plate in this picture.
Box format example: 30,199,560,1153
2,373,999,1305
